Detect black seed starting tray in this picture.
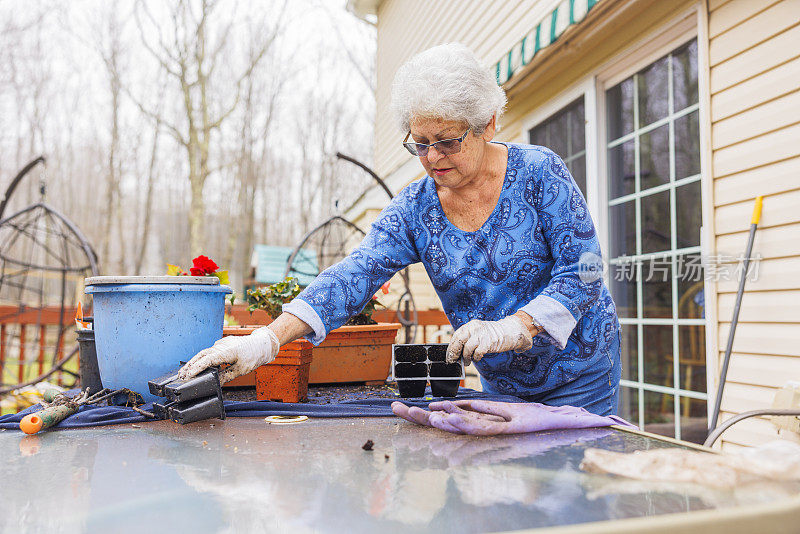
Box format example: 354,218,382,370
148,365,226,424
391,343,465,398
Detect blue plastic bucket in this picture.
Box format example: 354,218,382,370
85,276,233,402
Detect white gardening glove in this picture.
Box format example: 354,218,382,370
178,327,280,384
446,315,533,365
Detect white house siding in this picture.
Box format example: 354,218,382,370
707,0,800,450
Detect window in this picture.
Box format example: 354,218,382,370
605,39,705,443
529,97,587,195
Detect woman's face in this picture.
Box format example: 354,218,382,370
409,116,494,189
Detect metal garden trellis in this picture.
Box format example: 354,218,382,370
0,157,99,396
282,153,419,343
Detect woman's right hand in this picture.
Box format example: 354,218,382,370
178,326,280,384
446,315,534,365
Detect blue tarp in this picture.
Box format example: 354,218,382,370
0,388,525,431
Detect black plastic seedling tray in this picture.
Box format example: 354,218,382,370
148,366,226,424
391,343,465,398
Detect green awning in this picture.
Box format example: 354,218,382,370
495,0,601,85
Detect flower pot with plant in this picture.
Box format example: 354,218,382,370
226,276,401,387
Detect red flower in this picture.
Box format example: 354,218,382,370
190,255,219,276
380,282,391,295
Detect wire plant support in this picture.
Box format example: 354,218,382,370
0,156,99,401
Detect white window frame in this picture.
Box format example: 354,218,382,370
520,4,717,439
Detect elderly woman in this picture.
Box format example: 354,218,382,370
180,43,621,419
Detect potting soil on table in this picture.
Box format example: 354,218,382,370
0,387,525,431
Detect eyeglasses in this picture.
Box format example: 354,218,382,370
402,128,471,157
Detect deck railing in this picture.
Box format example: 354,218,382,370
0,305,78,390
225,305,452,343
0,304,453,391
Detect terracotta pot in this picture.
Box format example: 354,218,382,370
222,326,312,402
222,322,401,389
308,323,401,384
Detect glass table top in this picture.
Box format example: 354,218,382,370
2,417,798,533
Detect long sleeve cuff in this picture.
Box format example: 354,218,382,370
519,294,577,350
283,298,327,345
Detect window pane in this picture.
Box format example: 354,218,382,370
607,78,634,140
609,200,636,258
567,155,586,196
548,115,568,157
679,325,706,393
680,409,708,445
528,98,585,196
620,324,638,381
642,257,672,318
677,253,705,320
645,390,675,438
675,110,701,179
640,123,670,190
676,181,702,248
530,125,546,146
637,56,670,127
620,387,639,425
643,325,673,387
679,324,707,444
608,140,635,199
609,263,637,319
641,190,670,254
672,40,699,112
569,100,586,153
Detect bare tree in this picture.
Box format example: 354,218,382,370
130,0,287,258
133,77,166,275
92,10,126,273
0,0,376,289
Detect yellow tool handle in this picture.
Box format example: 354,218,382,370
751,196,763,225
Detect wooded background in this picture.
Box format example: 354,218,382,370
0,0,377,292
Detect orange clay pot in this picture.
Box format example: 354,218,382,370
222,326,312,402
307,323,401,384
222,323,401,389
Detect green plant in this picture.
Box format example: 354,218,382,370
246,276,388,324
246,277,303,319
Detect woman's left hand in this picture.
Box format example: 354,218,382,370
446,315,533,364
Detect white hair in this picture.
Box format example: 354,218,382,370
391,43,507,135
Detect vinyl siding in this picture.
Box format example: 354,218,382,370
708,0,800,449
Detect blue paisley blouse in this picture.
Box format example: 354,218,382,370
284,143,620,397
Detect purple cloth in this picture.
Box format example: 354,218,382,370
391,399,636,435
